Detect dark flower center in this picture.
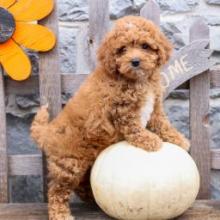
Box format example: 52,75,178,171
0,7,15,43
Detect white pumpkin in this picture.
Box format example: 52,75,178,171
90,141,200,220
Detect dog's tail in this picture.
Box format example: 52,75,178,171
30,105,50,151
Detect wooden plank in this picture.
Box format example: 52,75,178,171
5,74,86,96
0,69,8,203
61,74,86,94
189,19,211,199
210,68,220,88
5,69,219,99
0,203,112,220
38,2,61,116
88,0,109,70
175,200,220,220
140,0,160,25
0,201,219,220
38,0,61,202
5,75,39,96
7,149,220,176
8,155,42,176
211,149,220,170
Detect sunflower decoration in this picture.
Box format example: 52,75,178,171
0,0,56,81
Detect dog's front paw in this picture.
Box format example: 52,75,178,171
49,213,75,220
145,135,162,152
132,134,162,152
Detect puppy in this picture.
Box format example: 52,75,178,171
31,16,190,220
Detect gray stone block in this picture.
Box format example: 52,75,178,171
110,0,133,19
157,0,198,13
58,0,200,21
10,176,43,202
25,49,39,75
207,0,220,4
7,114,39,155
58,0,88,21
210,27,220,52
59,26,77,73
164,99,189,138
204,15,220,26
161,17,220,54
58,0,141,21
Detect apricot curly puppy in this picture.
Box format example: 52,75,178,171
31,16,190,220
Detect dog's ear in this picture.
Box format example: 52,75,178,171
156,32,173,65
97,32,117,74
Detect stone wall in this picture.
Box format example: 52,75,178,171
8,0,220,202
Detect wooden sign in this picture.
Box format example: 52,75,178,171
162,39,213,98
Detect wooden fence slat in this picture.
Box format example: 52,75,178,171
211,149,220,170
38,0,61,202
8,149,220,176
38,3,61,117
189,19,211,199
140,0,160,25
0,201,220,220
0,69,8,202
88,0,109,70
210,67,220,88
9,155,42,176
4,70,220,97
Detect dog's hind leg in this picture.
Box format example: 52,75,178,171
47,156,90,220
48,181,74,220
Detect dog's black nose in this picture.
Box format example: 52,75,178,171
131,58,140,67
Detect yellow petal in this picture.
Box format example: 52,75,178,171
13,22,56,51
0,0,15,8
0,39,31,81
8,0,54,21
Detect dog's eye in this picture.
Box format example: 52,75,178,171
142,43,149,50
116,46,126,55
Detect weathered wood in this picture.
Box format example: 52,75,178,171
4,70,220,97
88,0,109,70
7,149,220,176
0,201,219,220
5,74,86,96
38,0,61,202
0,203,112,220
140,0,160,26
211,149,220,170
61,74,86,94
189,19,211,199
76,27,91,75
210,67,220,88
0,69,8,203
38,2,61,117
9,155,42,176
5,75,39,96
175,200,220,220
163,40,212,98
0,7,15,43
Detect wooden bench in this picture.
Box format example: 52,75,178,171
0,0,220,219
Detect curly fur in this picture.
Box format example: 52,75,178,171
31,16,190,220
